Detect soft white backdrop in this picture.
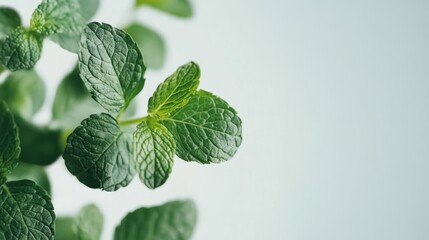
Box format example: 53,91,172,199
2,0,429,239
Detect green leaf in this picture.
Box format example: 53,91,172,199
136,0,193,18
0,70,45,119
0,27,43,71
134,118,175,189
114,199,197,240
7,163,51,195
79,22,146,115
52,65,103,129
75,204,104,240
0,101,20,177
124,23,166,69
148,62,200,117
160,90,242,164
0,7,21,37
55,217,77,240
30,0,84,36
0,180,55,240
64,113,136,191
14,115,62,166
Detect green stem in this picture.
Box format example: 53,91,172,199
119,115,149,126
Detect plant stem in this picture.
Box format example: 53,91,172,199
119,115,148,126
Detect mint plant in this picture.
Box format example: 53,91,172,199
0,0,241,238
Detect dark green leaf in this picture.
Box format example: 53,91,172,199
160,90,242,164
75,204,104,240
148,62,199,117
64,113,136,191
7,163,51,195
124,23,166,69
79,22,146,115
0,27,43,71
136,0,193,18
55,217,77,240
30,0,84,36
0,70,45,119
0,180,55,240
134,118,175,189
0,7,21,37
15,115,62,166
0,101,20,177
114,199,197,240
52,65,103,129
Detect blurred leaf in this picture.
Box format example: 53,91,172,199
114,199,197,240
0,101,20,177
136,0,193,18
0,7,21,37
0,70,45,119
125,23,166,69
55,217,77,240
7,162,51,195
15,115,62,166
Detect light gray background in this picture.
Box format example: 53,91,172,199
2,0,429,239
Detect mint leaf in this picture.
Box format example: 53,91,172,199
52,65,103,129
75,204,104,240
0,101,20,177
148,62,200,117
0,180,55,240
55,217,77,240
0,70,45,119
64,113,136,191
0,27,43,71
114,199,197,240
8,163,51,195
30,0,83,36
79,22,146,115
0,7,21,37
14,115,62,166
160,90,242,164
124,23,166,69
136,0,193,18
134,118,175,189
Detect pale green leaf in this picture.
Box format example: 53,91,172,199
114,200,197,240
0,180,55,240
64,113,136,191
75,204,104,240
0,7,21,37
0,101,20,177
136,0,193,18
7,163,51,195
134,118,175,189
55,217,77,240
79,22,146,115
160,90,242,164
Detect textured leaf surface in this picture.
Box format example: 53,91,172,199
75,204,104,240
124,23,165,69
14,115,62,166
0,27,42,71
30,0,83,36
8,163,51,195
0,7,21,37
136,0,193,18
0,180,55,240
0,70,45,119
64,113,135,191
114,200,197,240
0,101,20,177
148,62,200,117
134,118,175,189
79,22,146,115
160,90,242,164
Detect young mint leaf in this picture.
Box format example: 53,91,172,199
148,62,200,117
0,27,43,71
0,7,21,37
75,204,104,240
134,118,175,189
160,90,242,164
30,0,84,36
136,0,193,18
14,115,62,166
0,180,55,240
0,70,45,119
7,163,51,195
79,22,146,115
124,23,166,69
64,113,136,191
0,101,20,177
114,199,197,240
